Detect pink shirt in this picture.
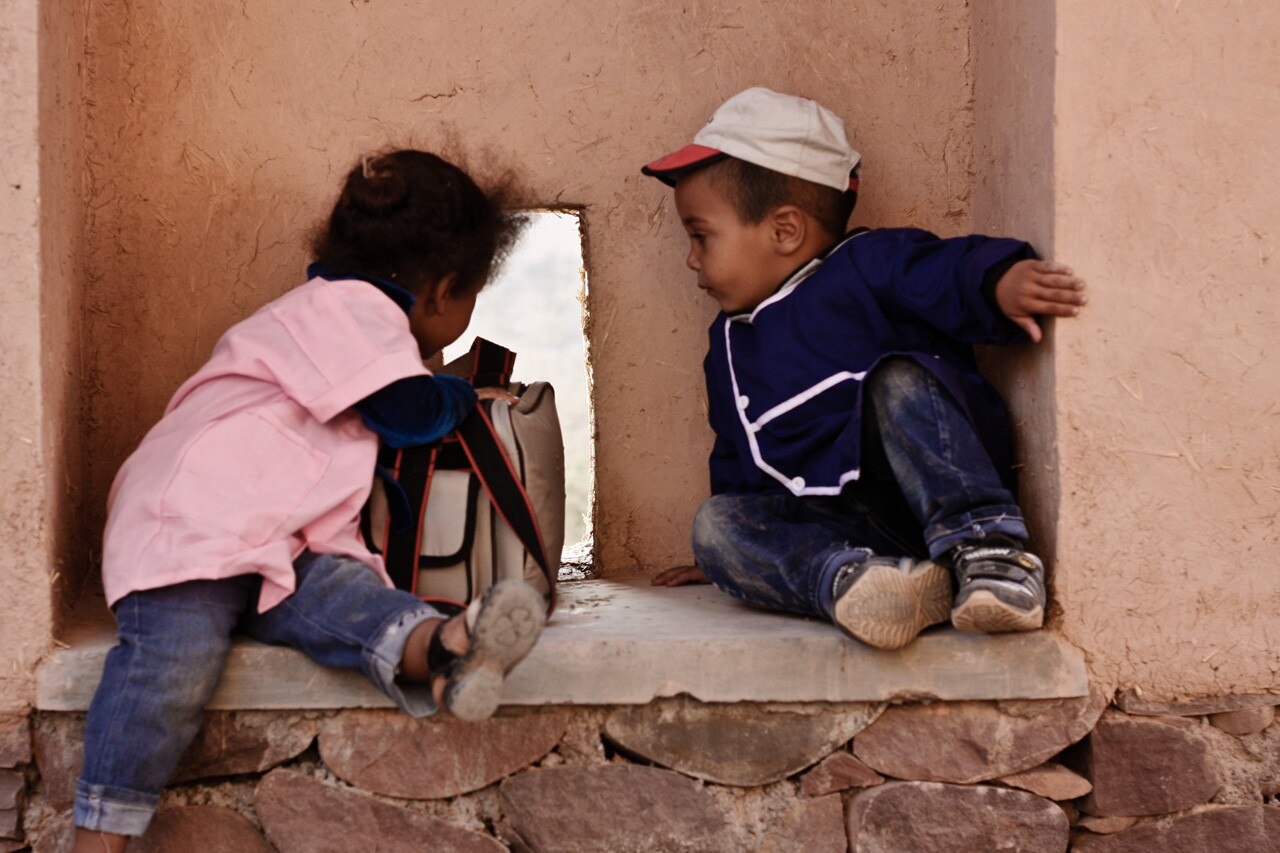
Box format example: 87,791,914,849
102,277,429,612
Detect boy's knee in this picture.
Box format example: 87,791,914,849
865,356,931,409
692,495,736,552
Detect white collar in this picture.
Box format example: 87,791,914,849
726,230,868,325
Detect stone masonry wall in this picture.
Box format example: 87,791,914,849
12,691,1280,851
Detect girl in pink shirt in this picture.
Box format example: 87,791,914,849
74,150,546,851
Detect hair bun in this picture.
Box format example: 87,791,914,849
345,152,409,214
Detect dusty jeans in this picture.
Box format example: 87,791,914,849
692,356,1027,619
75,552,441,836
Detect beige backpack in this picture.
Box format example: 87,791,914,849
363,340,562,611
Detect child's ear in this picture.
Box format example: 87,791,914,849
769,205,807,255
423,273,460,314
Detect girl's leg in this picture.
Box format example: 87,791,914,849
241,553,448,717
244,552,543,720
74,576,256,843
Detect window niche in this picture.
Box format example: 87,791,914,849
442,209,594,577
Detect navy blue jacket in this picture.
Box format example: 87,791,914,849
705,227,1034,497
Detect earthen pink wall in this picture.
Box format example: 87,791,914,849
970,0,1060,576
0,0,71,710
1052,2,1280,696
76,0,979,583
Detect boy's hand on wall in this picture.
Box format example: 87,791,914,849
995,260,1087,343
651,564,710,587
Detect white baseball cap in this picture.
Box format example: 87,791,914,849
642,87,861,192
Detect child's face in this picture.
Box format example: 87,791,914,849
409,278,477,357
674,169,791,314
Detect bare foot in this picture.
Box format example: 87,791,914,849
400,615,471,704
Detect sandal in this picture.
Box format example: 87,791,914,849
426,580,546,721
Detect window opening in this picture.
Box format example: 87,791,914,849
443,210,593,577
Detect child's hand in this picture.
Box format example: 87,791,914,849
475,386,519,404
994,260,1087,343
651,564,710,587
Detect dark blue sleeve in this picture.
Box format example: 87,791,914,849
857,228,1036,346
354,373,477,448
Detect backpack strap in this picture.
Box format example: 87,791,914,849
454,401,557,612
469,337,517,387
441,337,516,387
380,446,437,592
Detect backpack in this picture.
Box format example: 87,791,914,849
362,339,562,612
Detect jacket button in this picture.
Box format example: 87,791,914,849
791,476,805,490
737,395,750,409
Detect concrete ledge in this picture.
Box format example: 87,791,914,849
36,576,1088,711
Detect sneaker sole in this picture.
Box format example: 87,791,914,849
832,560,952,650
444,582,546,721
951,590,1044,633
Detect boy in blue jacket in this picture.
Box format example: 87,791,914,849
646,88,1087,650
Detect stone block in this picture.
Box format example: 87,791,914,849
852,691,1106,784
26,809,72,853
499,765,730,852
0,770,22,840
603,696,883,786
800,751,884,797
1209,706,1275,736
172,711,318,783
35,710,317,794
32,714,82,809
0,716,30,769
759,794,846,853
997,762,1092,801
1072,804,1280,852
1114,690,1278,717
132,806,272,853
320,709,566,799
845,781,1068,852
1075,815,1139,834
255,769,502,852
0,771,22,810
1076,712,1220,817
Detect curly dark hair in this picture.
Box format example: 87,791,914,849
313,149,525,297
700,156,857,241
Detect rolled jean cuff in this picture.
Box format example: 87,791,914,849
364,602,445,718
815,546,875,619
74,781,159,836
926,506,1028,559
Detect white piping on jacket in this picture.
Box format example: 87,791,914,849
721,230,873,496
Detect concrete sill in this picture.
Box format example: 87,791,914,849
35,576,1088,711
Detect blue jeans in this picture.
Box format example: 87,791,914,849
74,552,442,836
692,357,1027,619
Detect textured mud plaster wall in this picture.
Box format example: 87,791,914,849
0,0,62,710
39,0,91,624
1052,2,1280,697
969,1,1059,587
77,0,978,581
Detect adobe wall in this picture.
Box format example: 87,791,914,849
73,0,978,587
0,0,59,713
969,0,1059,570
1051,3,1280,697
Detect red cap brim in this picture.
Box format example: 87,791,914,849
641,144,725,186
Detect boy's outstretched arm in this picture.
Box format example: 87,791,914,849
652,564,710,586
994,260,1088,343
